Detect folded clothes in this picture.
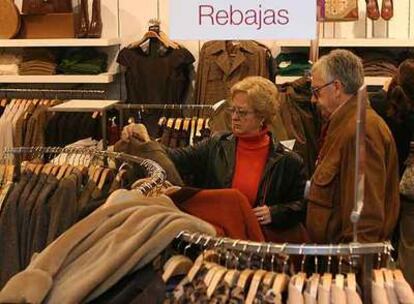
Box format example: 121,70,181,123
58,48,107,75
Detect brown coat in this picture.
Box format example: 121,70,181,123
306,96,400,243
195,40,271,106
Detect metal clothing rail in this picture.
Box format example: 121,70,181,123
0,88,106,94
2,146,166,195
115,103,214,110
178,232,391,256
115,103,214,128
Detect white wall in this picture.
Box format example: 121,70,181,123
117,0,414,62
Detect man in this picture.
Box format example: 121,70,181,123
307,49,400,243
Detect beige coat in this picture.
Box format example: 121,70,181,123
0,190,216,304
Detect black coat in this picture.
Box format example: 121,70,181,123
166,132,307,229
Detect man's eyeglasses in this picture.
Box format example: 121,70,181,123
225,107,255,118
311,80,335,99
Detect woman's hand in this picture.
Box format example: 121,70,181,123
121,123,150,143
253,205,272,225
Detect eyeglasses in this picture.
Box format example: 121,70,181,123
225,107,255,118
311,80,335,99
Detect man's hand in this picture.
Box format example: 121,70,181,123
253,205,272,225
121,123,150,143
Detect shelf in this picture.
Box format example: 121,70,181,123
50,100,120,112
0,72,118,84
0,38,121,47
276,38,414,47
276,76,391,85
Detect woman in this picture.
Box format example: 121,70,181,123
121,76,307,242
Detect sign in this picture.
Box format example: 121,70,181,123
170,0,316,40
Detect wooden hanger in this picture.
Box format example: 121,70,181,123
237,269,255,291
34,163,44,175
41,163,53,175
159,31,180,49
347,272,356,291
295,272,307,293
174,118,183,131
196,118,204,137
308,273,320,298
158,116,167,127
204,264,224,287
128,30,177,50
187,250,218,282
97,168,111,190
336,273,345,289
393,269,405,281
0,165,5,185
245,269,267,304
273,272,289,294
162,255,193,283
166,118,175,129
262,271,276,287
5,165,15,183
56,164,69,180
182,118,191,132
206,266,228,298
223,269,240,288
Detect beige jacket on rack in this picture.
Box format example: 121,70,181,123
0,189,216,304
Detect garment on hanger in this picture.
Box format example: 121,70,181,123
0,158,130,288
0,190,215,304
195,40,274,107
0,99,59,159
45,112,102,147
117,37,194,105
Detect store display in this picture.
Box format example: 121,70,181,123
77,0,89,38
195,40,275,106
381,0,394,20
0,2,414,303
317,0,359,21
22,0,72,15
366,0,381,20
19,13,76,39
0,0,21,39
88,0,103,38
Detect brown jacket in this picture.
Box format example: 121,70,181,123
195,40,271,106
306,96,400,243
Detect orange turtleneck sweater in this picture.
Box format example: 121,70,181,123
232,129,270,206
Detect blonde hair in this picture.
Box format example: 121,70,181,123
230,76,278,125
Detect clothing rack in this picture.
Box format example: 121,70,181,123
2,146,166,195
178,232,391,256
115,103,214,128
178,232,392,304
0,88,106,94
0,88,106,100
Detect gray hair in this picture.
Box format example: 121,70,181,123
312,49,364,95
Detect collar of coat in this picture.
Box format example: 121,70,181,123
326,94,364,140
204,41,257,56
